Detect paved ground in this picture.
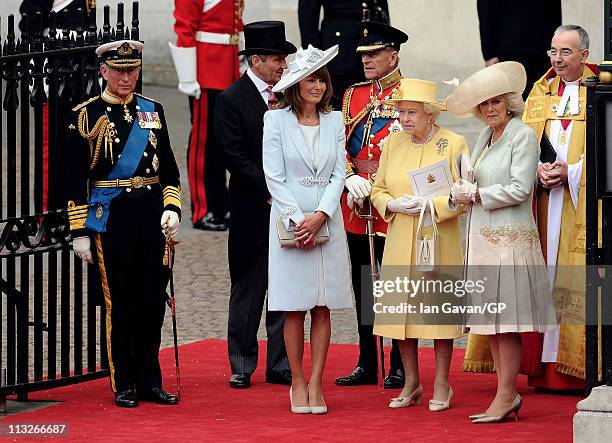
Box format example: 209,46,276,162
147,84,485,351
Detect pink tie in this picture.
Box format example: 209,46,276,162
266,85,278,109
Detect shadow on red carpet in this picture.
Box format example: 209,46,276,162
4,339,578,442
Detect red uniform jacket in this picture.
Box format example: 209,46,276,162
341,70,403,235
174,0,243,91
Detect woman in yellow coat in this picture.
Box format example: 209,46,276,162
370,79,467,411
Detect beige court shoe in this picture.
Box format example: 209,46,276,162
472,394,522,424
429,386,453,412
289,387,311,414
389,384,423,409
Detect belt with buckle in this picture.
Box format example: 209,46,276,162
91,176,160,189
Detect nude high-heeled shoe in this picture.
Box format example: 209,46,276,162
428,386,453,412
468,412,487,420
289,387,311,414
389,384,423,409
472,394,522,424
307,384,327,414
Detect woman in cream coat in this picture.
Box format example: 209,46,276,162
371,78,467,412
263,45,351,415
447,62,556,423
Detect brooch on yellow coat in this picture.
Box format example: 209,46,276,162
436,138,448,155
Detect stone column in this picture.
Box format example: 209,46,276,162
574,385,612,442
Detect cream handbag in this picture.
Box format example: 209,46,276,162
276,212,329,248
415,199,439,273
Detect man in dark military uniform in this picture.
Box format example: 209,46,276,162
63,39,181,408
19,0,96,35
298,0,389,109
335,21,407,389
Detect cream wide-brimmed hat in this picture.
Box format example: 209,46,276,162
272,44,338,93
384,78,446,110
445,61,527,117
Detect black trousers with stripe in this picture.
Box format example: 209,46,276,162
227,246,289,375
95,195,167,393
347,233,403,374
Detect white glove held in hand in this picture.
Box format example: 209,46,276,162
345,174,372,199
73,236,94,264
161,210,180,238
386,194,424,215
451,180,477,204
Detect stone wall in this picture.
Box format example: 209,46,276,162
0,0,605,87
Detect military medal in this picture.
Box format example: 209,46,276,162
123,104,133,123
152,154,160,172
149,130,158,148
137,111,162,129
95,205,104,220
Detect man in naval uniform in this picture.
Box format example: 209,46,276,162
63,39,181,408
335,21,407,389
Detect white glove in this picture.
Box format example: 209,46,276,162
386,194,423,215
451,179,477,204
161,210,180,238
346,193,365,210
345,174,372,199
178,81,201,99
168,43,201,99
73,236,94,264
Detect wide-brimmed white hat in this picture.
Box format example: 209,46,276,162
272,44,338,93
446,61,527,117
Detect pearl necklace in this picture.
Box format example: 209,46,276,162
411,125,436,147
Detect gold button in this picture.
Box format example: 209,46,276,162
126,188,132,193
107,107,112,111
368,153,374,159
136,105,141,110
146,168,151,174
118,154,121,158
114,138,120,143
110,122,115,127
143,152,148,157
362,2,367,7
335,31,341,37
146,185,152,190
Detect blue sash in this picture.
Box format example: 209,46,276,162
85,96,154,232
348,117,392,158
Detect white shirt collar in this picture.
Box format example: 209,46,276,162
247,68,271,94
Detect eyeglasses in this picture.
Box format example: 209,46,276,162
547,48,583,58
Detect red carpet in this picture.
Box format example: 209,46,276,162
5,339,578,442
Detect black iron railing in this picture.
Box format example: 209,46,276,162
0,1,141,412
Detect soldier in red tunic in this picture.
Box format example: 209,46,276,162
335,21,409,389
170,0,244,230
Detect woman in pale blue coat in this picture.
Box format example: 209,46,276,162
263,45,351,415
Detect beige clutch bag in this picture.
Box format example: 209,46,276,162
276,212,329,248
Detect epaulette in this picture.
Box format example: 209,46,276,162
72,95,99,112
134,93,158,104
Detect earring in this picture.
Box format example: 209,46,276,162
427,119,431,123
506,110,511,115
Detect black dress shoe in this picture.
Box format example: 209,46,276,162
115,389,138,408
229,373,251,388
383,368,405,389
335,367,377,386
138,387,179,405
193,213,229,231
265,369,292,385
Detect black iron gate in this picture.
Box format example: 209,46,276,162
0,2,141,412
